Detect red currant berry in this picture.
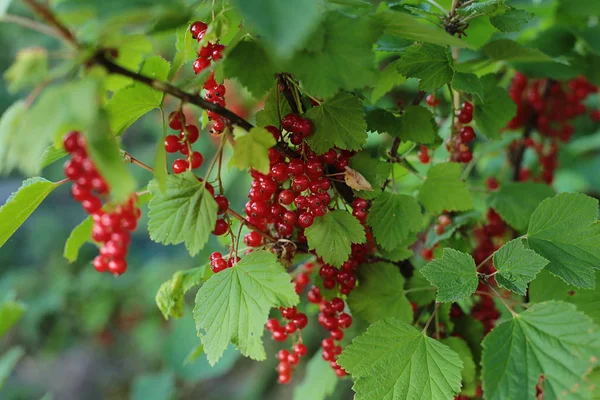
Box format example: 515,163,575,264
244,231,262,247
288,352,300,365
294,344,307,356
190,21,208,39
172,159,189,174
338,313,352,329
108,258,127,275
459,126,476,143
191,151,204,169
282,113,300,132
457,109,473,124
297,213,314,228
63,131,81,153
93,255,109,273
272,328,288,342
426,94,440,107
278,189,295,205
193,58,211,74
266,318,280,331
211,258,228,273
265,125,281,140
82,197,102,214
168,111,183,130
461,102,474,114
182,125,200,144
212,219,229,236
214,195,229,214
278,349,290,362
295,118,313,137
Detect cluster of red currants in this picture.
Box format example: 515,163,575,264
434,213,451,235
275,343,308,384
447,102,476,163
318,297,352,377
165,111,203,174
63,131,140,275
292,262,313,294
209,251,238,273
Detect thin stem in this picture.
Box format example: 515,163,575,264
0,13,68,42
434,307,440,339
426,0,448,13
447,83,457,136
234,219,244,260
122,151,154,172
285,76,321,105
474,290,529,309
422,303,439,334
226,208,277,242
203,133,228,183
484,281,518,317
475,251,494,271
450,0,460,17
21,0,79,46
404,287,436,294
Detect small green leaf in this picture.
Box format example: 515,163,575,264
338,318,463,400
396,43,455,91
39,145,67,169
395,105,438,144
418,163,473,213
224,40,280,99
456,0,509,17
0,300,26,338
348,262,413,323
305,92,368,154
482,39,554,63
0,347,24,388
63,217,93,262
171,25,198,79
473,75,517,140
493,239,549,295
0,101,27,175
482,301,600,400
367,192,422,251
526,193,600,289
256,88,292,128
490,8,534,32
3,47,48,93
441,337,477,397
487,182,555,231
293,352,338,400
305,210,366,267
365,108,401,136
156,266,207,320
231,127,276,174
371,59,407,103
103,34,153,92
405,270,436,306
148,172,218,257
193,251,299,365
0,178,59,248
421,248,478,302
348,152,392,200
453,72,484,102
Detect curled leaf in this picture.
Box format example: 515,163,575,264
344,166,373,191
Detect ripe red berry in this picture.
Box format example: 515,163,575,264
212,219,229,236
172,159,188,174
297,213,314,228
165,135,180,153
82,197,102,214
461,102,474,114
294,344,307,356
211,258,227,273
288,352,300,365
426,94,440,107
168,111,183,130
295,118,313,137
244,231,262,247
182,125,200,144
460,151,473,163
108,258,127,275
338,313,352,329
460,126,476,143
265,318,280,331
191,151,204,169
278,189,295,205
293,313,308,329
278,349,290,362
278,373,291,384
63,131,81,153
272,328,288,342
190,21,208,39
93,255,109,273
270,163,289,182
214,195,229,214
265,125,281,140
193,58,211,74
211,44,225,61
282,113,300,131
457,109,473,124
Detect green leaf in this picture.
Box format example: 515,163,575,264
456,0,509,17
453,72,484,102
348,152,392,200
289,12,378,98
103,34,153,92
578,26,600,56
230,127,276,174
156,267,207,320
405,270,436,306
338,318,463,400
482,301,600,400
39,145,67,169
230,0,321,59
418,163,473,213
377,233,416,262
488,182,555,231
367,193,422,251
171,25,198,80
224,40,280,99
294,352,338,400
380,10,471,49
3,48,48,93
530,270,600,326
0,0,13,17
0,300,26,338
63,217,93,262
441,337,477,397
193,251,298,365
365,108,401,136
473,75,517,140
489,8,534,32
0,347,24,389
482,39,554,63
305,92,368,155
396,43,455,91
421,248,478,302
493,239,549,295
0,101,27,175
131,371,175,400
348,262,413,323
371,59,407,103
526,193,600,289
256,88,292,128
395,105,438,144
305,210,366,267
107,56,170,136
0,178,59,248
148,172,218,257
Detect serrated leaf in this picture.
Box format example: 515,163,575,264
338,318,463,400
490,8,534,32
0,300,26,338
395,105,438,144
157,266,207,320
171,24,198,80
348,262,413,323
421,248,478,302
418,163,473,213
396,43,454,91
365,108,401,136
367,192,422,251
453,72,484,102
256,88,292,128
305,210,366,267
425,211,479,249
456,0,509,17
0,178,59,248
380,10,471,49
493,239,549,295
473,75,517,140
406,270,436,306
442,337,477,397
488,182,555,231
3,47,48,93
482,39,553,63
371,59,407,103
230,0,321,59
304,92,368,154
526,193,600,289
103,34,153,92
294,352,338,400
223,40,280,99
107,56,170,136
0,346,24,388
349,152,392,200
482,301,600,400
193,251,298,365
148,172,218,256
230,127,276,174
289,12,378,98
63,217,93,262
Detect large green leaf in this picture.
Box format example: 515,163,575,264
147,172,218,257
255,88,292,128
338,318,463,400
294,352,338,400
371,59,407,103
482,301,600,400
367,193,422,251
452,72,484,102
489,8,534,32
418,163,473,213
482,39,554,63
421,248,478,302
3,48,48,93
526,193,600,289
0,178,60,248
193,251,298,364
473,74,517,140
230,127,276,174
224,40,280,99
393,105,438,144
442,337,477,397
305,210,366,267
348,153,392,200
396,43,455,91
348,262,413,323
305,92,368,154
493,239,549,295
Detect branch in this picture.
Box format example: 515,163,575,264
0,13,69,43
21,0,79,46
122,151,154,172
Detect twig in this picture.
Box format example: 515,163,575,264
426,0,448,13
422,303,439,334
0,13,68,42
481,280,517,317
226,208,277,243
21,0,79,46
122,151,154,172
450,0,460,17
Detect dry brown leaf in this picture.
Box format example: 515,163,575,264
344,166,373,191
